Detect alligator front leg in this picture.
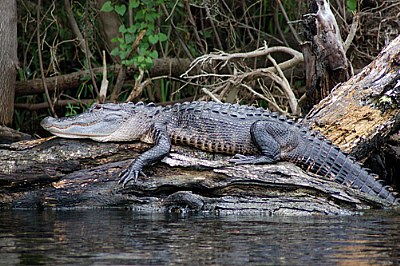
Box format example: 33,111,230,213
119,123,171,186
230,120,282,164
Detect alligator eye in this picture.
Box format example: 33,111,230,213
88,104,102,112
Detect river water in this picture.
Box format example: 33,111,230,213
0,209,399,265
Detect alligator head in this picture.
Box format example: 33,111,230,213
41,102,155,142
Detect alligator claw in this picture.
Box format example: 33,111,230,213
118,166,147,187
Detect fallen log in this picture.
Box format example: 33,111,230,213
304,35,400,160
0,138,393,214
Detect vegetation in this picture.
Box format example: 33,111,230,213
12,0,400,134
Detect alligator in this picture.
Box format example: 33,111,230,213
41,101,398,205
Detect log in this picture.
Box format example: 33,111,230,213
304,35,400,160
0,138,393,214
0,125,31,144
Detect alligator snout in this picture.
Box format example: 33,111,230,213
40,116,57,129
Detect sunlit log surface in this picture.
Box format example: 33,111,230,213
304,35,400,160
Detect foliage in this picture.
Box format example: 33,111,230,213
12,0,397,134
101,0,168,70
347,0,357,12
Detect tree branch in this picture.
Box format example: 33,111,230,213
37,0,56,117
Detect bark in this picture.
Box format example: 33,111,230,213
14,58,192,97
302,0,350,109
0,139,390,214
0,125,31,144
0,0,17,125
304,35,400,160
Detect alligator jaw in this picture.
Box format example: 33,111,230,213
41,116,113,139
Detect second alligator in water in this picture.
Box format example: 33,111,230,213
41,101,398,205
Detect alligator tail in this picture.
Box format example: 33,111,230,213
292,134,398,205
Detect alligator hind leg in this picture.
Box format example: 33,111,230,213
230,120,281,165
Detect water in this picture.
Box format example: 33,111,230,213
0,209,399,265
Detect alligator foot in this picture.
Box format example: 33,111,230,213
229,154,276,165
118,167,147,187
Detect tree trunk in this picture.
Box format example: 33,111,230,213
95,0,121,63
302,0,350,110
0,0,17,125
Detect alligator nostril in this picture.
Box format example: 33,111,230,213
40,116,57,127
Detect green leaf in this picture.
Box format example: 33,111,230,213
114,4,127,16
139,42,150,50
149,50,158,59
101,1,113,12
119,25,127,34
147,24,155,32
112,37,124,44
158,32,168,42
136,11,144,20
129,0,140,9
125,33,136,44
123,58,136,67
120,42,128,51
127,25,137,33
146,13,157,23
110,47,120,57
145,57,153,64
347,0,357,11
120,50,129,60
148,34,159,44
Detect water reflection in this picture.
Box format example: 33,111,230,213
0,209,399,265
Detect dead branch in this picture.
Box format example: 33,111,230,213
343,13,359,53
64,0,92,59
14,99,94,111
201,87,222,103
99,51,109,102
15,58,192,97
181,45,303,115
182,45,303,78
302,0,350,109
36,0,56,117
266,53,300,115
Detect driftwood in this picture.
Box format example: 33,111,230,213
0,138,392,215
